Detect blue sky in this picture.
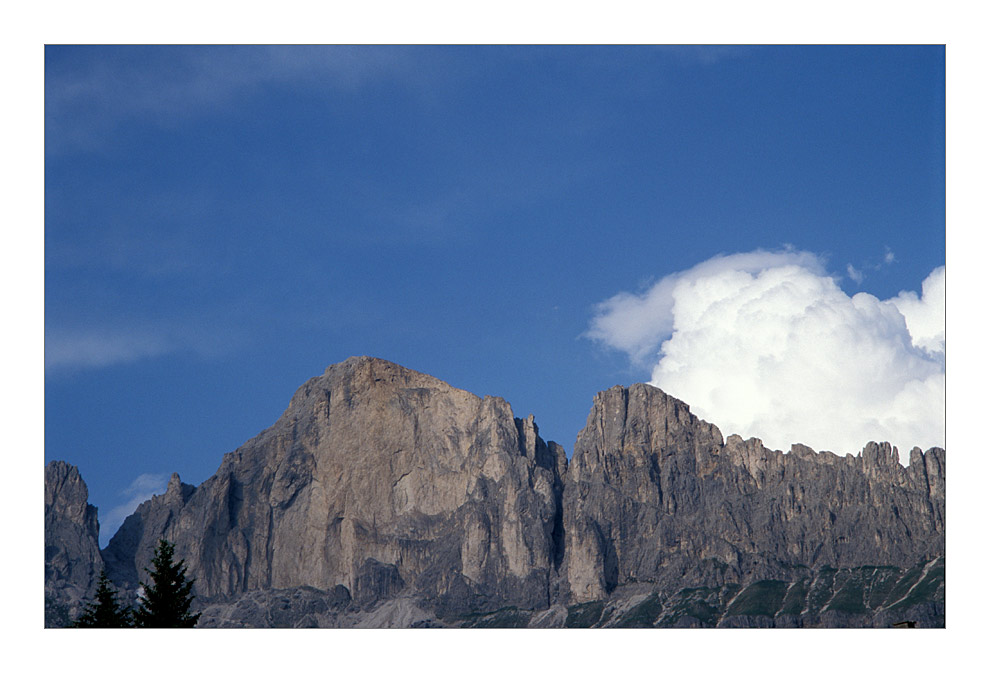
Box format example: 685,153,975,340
44,45,945,545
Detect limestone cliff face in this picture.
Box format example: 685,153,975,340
560,383,945,602
103,357,566,616
48,358,945,627
44,461,104,626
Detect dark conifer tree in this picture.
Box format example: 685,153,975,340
73,570,133,627
133,539,201,627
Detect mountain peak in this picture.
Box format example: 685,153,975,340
46,358,945,628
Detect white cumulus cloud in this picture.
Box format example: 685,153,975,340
585,249,824,365
888,265,945,356
587,250,945,463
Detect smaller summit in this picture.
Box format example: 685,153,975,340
45,461,104,626
560,382,945,603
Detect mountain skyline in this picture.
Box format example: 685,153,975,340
46,357,945,629
44,46,945,547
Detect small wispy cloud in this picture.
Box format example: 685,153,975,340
46,46,423,155
99,473,169,547
654,45,759,65
846,263,864,284
840,246,897,286
45,328,176,375
45,322,238,376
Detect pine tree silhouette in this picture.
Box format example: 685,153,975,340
134,539,200,627
73,570,133,627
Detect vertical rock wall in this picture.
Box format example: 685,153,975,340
102,357,566,616
47,358,945,625
560,383,945,602
44,461,104,626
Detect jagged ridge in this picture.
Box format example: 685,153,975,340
45,357,945,627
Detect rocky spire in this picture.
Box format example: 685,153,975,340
45,461,104,626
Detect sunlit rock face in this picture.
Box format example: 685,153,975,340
48,357,943,627
102,357,566,617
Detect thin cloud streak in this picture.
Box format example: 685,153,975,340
45,322,242,375
45,46,423,155
846,263,864,284
45,329,176,374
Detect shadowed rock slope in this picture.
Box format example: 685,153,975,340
559,384,944,605
47,357,944,627
45,461,104,627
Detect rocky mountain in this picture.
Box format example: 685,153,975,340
102,356,567,618
45,461,104,626
560,384,945,603
45,356,945,627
